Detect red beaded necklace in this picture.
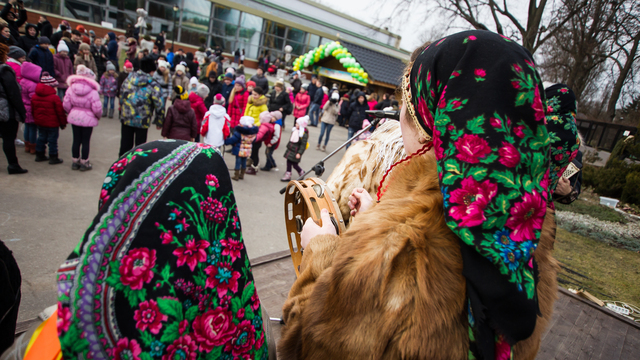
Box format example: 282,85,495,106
376,142,433,202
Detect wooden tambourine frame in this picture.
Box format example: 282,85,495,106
284,178,346,277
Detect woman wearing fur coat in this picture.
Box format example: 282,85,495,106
279,30,559,360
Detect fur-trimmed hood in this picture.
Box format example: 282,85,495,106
67,75,100,95
247,94,268,106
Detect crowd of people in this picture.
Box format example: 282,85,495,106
0,2,390,181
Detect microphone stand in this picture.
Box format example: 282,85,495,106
279,117,382,194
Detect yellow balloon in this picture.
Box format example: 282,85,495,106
363,73,368,79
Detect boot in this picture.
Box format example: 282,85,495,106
321,145,326,152
245,166,257,175
35,151,49,162
108,108,114,119
280,171,291,182
232,169,240,181
24,142,31,153
316,143,321,150
79,159,93,171
7,164,28,174
239,168,246,180
48,154,63,165
29,143,36,154
299,169,306,177
71,158,81,170
102,107,107,118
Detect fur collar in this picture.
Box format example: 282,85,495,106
66,75,100,89
248,95,267,106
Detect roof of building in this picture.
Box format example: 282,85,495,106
341,41,407,86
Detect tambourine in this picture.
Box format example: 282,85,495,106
284,178,346,277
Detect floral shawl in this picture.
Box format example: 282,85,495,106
56,140,268,360
403,30,550,359
545,84,580,194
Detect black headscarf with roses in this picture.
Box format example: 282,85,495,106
56,140,268,360
403,30,551,359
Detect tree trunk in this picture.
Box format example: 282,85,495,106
608,33,640,121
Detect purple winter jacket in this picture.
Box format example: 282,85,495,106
20,62,42,124
63,75,102,127
53,53,74,90
99,73,118,98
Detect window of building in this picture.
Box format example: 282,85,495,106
213,5,240,25
181,0,211,34
24,0,60,14
238,12,263,59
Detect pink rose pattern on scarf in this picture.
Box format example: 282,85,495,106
56,141,267,360
407,31,551,359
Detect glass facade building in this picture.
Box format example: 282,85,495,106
25,0,340,61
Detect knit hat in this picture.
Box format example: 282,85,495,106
196,84,210,99
301,83,309,90
175,64,186,74
157,60,170,70
7,46,25,59
225,67,235,75
213,93,225,105
224,72,233,80
296,116,309,129
124,59,133,70
189,76,199,87
40,71,58,87
76,25,86,32
235,75,246,89
259,111,272,124
174,85,189,100
79,43,90,52
270,110,282,121
75,65,95,79
106,61,116,72
331,92,339,100
239,116,254,127
38,37,50,45
274,80,284,89
246,80,256,88
89,30,95,35
140,56,157,74
56,42,69,53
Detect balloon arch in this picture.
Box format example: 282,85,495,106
292,41,370,84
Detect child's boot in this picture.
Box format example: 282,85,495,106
232,169,240,181
71,158,81,170
280,171,291,182
245,165,256,175
29,143,36,154
24,142,31,153
48,154,63,165
79,159,93,171
239,168,246,179
102,107,107,118
108,108,114,119
35,151,49,162
299,169,306,177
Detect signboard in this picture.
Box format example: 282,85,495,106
314,66,366,86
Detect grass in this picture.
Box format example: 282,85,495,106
555,199,628,224
555,228,640,305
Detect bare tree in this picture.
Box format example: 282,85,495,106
434,0,588,53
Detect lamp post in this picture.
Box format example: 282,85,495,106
172,5,179,52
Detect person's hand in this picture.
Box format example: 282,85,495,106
267,144,272,148
295,153,301,159
301,209,336,249
348,188,374,218
555,177,572,196
279,107,283,112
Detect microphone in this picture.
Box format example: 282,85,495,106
365,110,399,120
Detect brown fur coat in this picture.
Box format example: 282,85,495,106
279,152,559,360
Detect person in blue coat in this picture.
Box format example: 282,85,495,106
106,32,119,71
27,37,55,77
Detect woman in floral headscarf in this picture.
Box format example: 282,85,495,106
279,30,559,360
54,140,273,360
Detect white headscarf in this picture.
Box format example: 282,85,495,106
290,116,309,143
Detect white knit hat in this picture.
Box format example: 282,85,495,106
175,64,186,74
239,116,254,127
57,42,69,53
189,76,199,87
157,60,170,70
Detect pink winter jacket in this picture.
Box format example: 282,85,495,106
7,59,22,83
64,75,102,127
20,62,42,124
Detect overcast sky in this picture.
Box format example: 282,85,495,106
314,0,529,52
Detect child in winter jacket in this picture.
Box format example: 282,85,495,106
32,72,67,165
189,83,209,142
171,64,189,101
189,76,199,93
228,77,248,128
244,87,268,126
74,43,98,79
357,119,372,141
260,110,283,172
99,61,118,119
225,116,258,181
64,65,103,171
200,94,230,149
20,61,42,154
53,42,74,101
7,46,25,83
293,85,310,119
161,86,198,141
281,115,309,182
